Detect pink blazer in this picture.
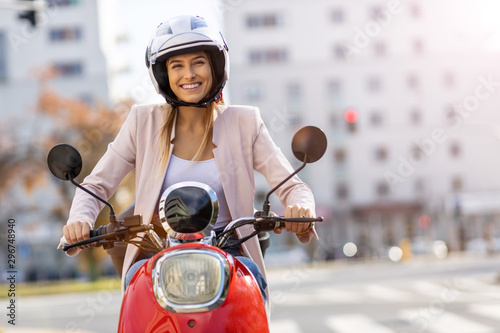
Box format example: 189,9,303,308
63,103,317,311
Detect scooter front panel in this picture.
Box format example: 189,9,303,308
118,243,268,333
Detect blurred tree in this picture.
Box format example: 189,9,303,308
0,66,135,281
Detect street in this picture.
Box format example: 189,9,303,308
267,254,500,332
2,253,500,333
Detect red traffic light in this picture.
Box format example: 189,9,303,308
344,109,358,123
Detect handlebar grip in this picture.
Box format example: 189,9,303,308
255,217,323,232
89,225,108,238
276,217,323,229
63,225,113,251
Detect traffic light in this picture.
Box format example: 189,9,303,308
18,0,36,27
344,108,358,133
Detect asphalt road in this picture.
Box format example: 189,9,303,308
267,254,500,333
2,253,500,333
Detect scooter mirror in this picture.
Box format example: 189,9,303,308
291,126,327,163
47,144,83,181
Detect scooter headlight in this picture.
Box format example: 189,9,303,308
153,249,229,313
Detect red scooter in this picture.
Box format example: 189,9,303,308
48,126,327,332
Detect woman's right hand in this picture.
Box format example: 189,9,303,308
62,221,93,249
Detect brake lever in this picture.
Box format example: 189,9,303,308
62,233,111,251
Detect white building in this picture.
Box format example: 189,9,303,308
0,0,110,117
0,0,112,280
224,0,500,258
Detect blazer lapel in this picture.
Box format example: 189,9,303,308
212,106,237,220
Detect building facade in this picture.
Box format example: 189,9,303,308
0,0,111,280
223,0,500,260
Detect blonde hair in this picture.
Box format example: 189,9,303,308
157,99,224,172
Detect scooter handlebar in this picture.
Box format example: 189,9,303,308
62,224,153,252
255,216,323,232
275,216,323,229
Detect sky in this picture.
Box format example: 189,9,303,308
100,0,224,104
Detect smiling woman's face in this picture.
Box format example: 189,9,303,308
166,52,213,104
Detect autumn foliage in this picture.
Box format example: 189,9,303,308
0,66,133,198
0,66,136,280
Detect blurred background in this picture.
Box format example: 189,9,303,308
1,0,500,332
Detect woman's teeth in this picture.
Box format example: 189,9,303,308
182,83,200,89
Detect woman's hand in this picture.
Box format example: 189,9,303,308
274,204,315,236
62,221,94,249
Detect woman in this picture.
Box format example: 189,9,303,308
59,15,318,308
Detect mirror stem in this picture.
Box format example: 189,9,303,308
69,175,116,216
262,158,307,216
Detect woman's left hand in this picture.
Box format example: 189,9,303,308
274,204,314,236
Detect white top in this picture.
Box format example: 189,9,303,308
160,154,232,229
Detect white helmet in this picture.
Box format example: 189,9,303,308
145,16,229,107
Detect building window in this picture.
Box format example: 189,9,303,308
334,148,346,163
370,6,385,20
333,44,348,60
452,176,463,192
368,76,381,92
344,115,358,134
249,49,287,64
444,72,455,87
49,27,82,42
287,82,302,109
410,108,422,125
413,39,424,54
407,74,419,90
0,32,6,81
370,111,383,126
287,82,301,97
415,178,425,194
330,112,340,127
53,62,83,76
376,181,390,196
450,142,461,158
331,8,344,23
245,82,261,101
336,183,349,200
328,79,341,95
410,145,425,164
327,79,342,106
246,13,284,28
410,4,421,18
443,106,460,126
48,0,80,6
374,147,388,162
78,93,94,105
347,122,357,133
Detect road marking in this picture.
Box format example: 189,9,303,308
409,281,447,298
458,277,500,298
363,283,415,302
272,287,363,306
400,308,496,333
313,287,365,304
269,319,302,333
325,314,395,333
